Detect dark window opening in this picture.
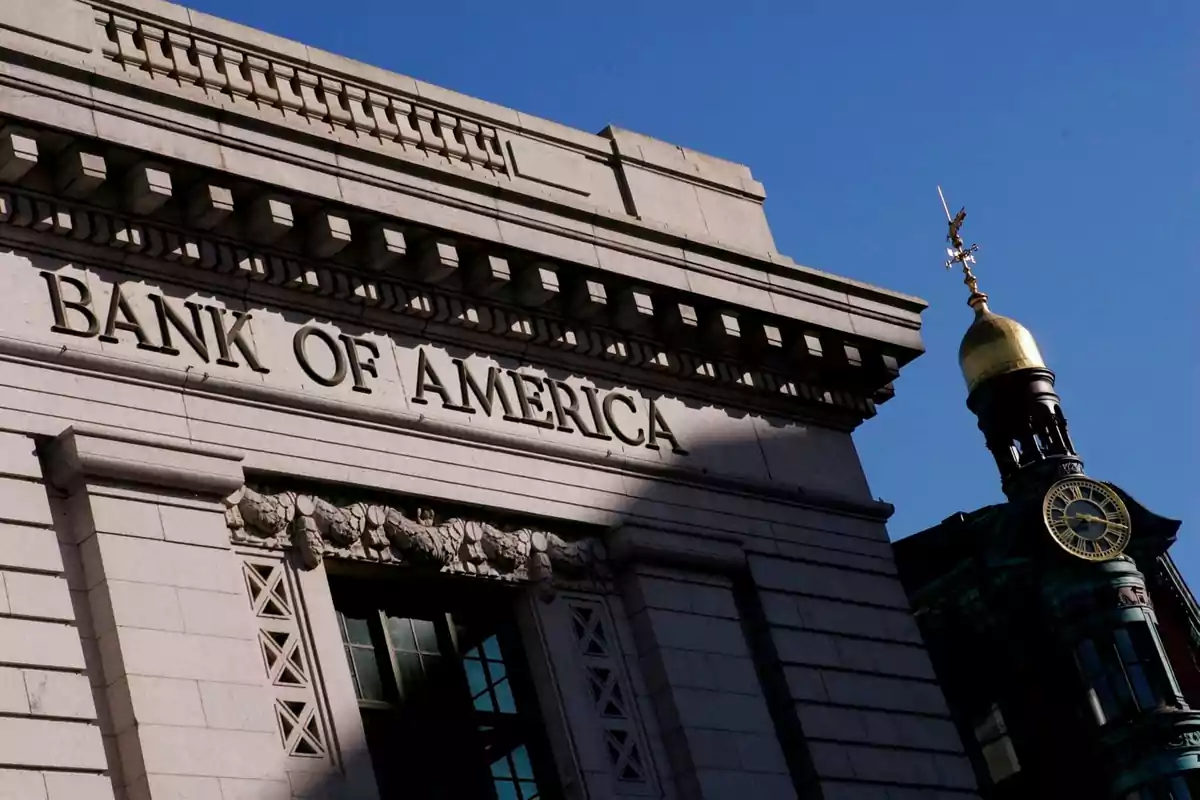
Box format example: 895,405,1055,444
972,704,1020,784
1076,624,1170,726
332,572,559,799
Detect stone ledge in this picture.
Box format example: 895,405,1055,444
0,337,895,522
0,0,97,55
607,524,749,575
44,422,244,496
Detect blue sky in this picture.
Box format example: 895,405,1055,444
189,1,1198,576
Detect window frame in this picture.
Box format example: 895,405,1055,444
328,565,562,800
1076,620,1174,727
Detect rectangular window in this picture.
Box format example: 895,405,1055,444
1114,627,1160,711
331,572,559,799
972,704,1020,784
1076,637,1122,725
1077,624,1169,726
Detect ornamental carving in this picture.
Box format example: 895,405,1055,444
224,487,608,588
1166,731,1200,750
1116,585,1151,609
1054,461,1085,478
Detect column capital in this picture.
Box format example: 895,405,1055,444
45,423,244,497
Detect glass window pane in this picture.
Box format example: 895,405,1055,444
483,635,503,660
1127,664,1159,710
1109,671,1133,709
1099,680,1123,717
386,616,416,652
474,688,496,712
980,737,1021,783
494,678,517,714
339,600,557,797
395,648,425,693
1114,629,1138,664
512,746,534,780
339,612,373,646
420,653,441,680
1099,681,1123,724
412,618,440,653
464,657,490,697
1077,639,1102,676
351,647,385,701
973,706,1006,743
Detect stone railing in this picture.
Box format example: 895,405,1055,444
91,4,508,177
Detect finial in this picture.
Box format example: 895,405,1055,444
938,186,987,310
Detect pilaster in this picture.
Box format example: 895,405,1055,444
44,424,291,800
0,430,111,799
525,583,671,800
612,524,797,800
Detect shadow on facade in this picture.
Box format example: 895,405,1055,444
254,419,893,800
5,244,927,799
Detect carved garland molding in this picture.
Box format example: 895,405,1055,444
224,487,610,589
0,183,884,424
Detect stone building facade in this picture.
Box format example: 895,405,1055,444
0,1,976,798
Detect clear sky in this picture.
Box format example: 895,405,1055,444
188,1,1198,576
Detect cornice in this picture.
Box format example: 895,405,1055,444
0,120,907,426
44,421,245,495
0,0,929,328
1151,553,1200,650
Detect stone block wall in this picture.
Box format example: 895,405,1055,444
45,426,293,800
622,563,796,800
747,548,979,798
0,431,111,798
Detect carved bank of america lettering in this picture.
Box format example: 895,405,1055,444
38,270,686,452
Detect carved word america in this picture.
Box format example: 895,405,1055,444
412,349,684,453
39,272,685,453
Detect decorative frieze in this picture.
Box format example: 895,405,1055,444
225,487,610,586
0,178,887,421
91,4,508,177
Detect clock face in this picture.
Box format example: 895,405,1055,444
1042,478,1132,561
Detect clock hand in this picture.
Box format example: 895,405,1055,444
1067,513,1129,533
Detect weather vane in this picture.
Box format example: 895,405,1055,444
938,186,985,304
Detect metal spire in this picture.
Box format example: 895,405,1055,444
937,186,987,308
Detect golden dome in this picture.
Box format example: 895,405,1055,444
958,298,1046,393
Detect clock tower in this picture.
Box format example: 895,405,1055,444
893,196,1200,799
